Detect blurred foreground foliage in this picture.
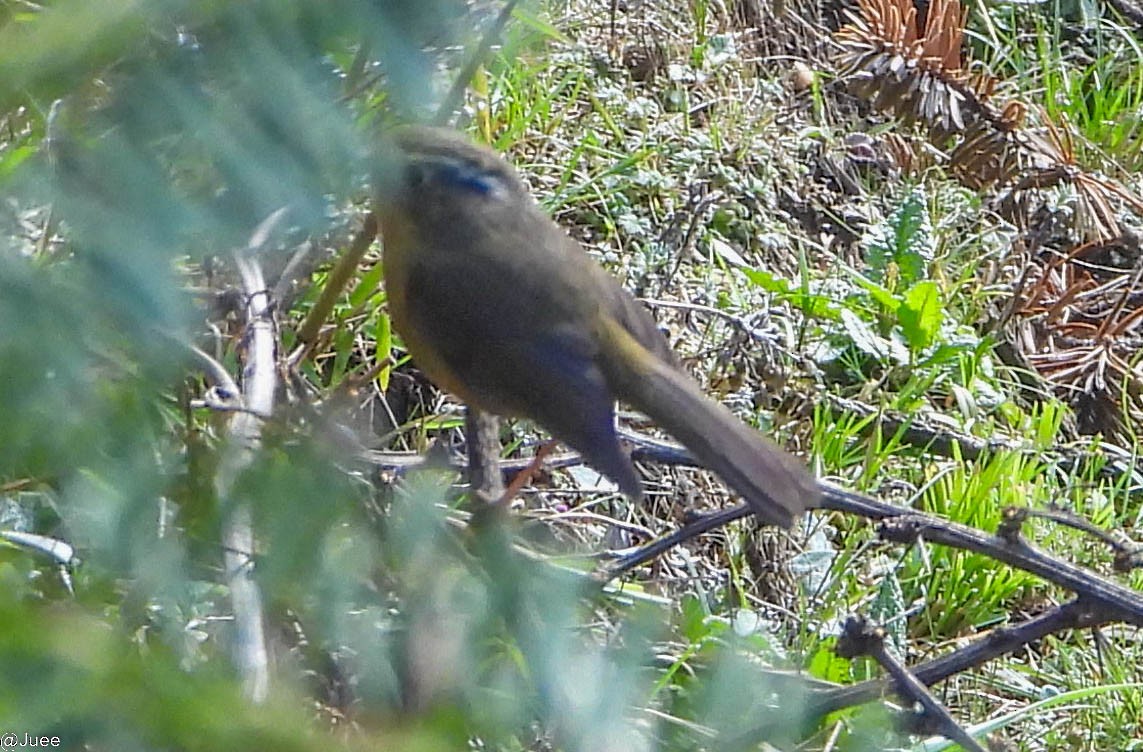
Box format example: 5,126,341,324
0,2,820,749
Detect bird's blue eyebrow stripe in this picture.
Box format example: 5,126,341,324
416,155,508,197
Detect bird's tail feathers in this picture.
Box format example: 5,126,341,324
602,322,819,527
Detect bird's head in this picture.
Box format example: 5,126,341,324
372,126,526,218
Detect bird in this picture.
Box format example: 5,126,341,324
372,126,818,528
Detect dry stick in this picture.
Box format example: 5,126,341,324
364,442,648,502
733,605,1103,747
606,437,1143,625
725,599,1101,748
496,440,558,506
874,509,1143,626
213,210,287,703
363,430,1143,620
804,598,1100,717
599,493,742,578
362,445,582,474
820,394,1143,487
1104,0,1143,29
366,432,1143,624
808,394,1143,513
835,617,988,752
822,394,1025,461
602,461,1143,736
189,344,240,398
1012,505,1143,569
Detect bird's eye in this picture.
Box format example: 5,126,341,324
404,162,433,189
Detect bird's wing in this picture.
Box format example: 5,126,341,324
400,254,642,495
545,232,678,368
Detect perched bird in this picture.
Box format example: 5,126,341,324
372,126,818,527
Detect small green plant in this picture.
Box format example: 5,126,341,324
905,449,1055,637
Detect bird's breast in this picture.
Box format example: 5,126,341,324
379,208,486,404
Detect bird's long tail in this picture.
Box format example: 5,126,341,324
600,320,819,527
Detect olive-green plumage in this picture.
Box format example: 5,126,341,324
373,126,818,527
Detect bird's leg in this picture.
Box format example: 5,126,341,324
464,407,504,504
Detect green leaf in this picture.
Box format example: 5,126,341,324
865,188,932,287
807,639,850,684
898,280,942,352
869,565,906,659
841,308,890,360
740,268,790,293
510,5,572,44
330,325,354,385
740,268,841,319
0,144,36,178
679,594,712,643
844,268,900,314
349,261,385,309
375,312,392,391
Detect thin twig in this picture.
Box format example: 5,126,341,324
213,210,287,703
